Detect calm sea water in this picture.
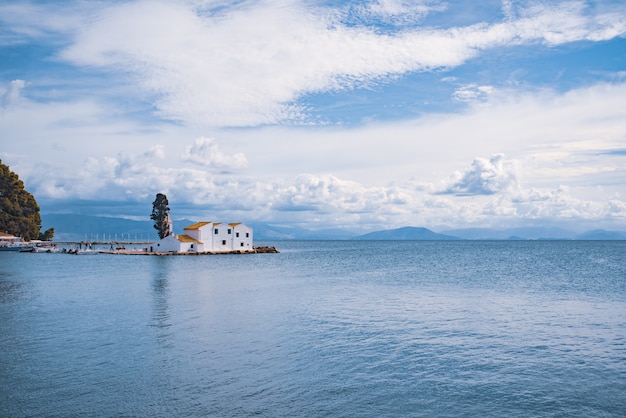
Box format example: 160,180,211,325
1,240,625,417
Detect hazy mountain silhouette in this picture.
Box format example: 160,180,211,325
353,226,459,240
41,214,625,241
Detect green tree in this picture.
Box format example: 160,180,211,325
150,193,171,239
0,159,53,241
40,227,55,241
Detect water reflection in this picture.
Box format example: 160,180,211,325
150,257,172,345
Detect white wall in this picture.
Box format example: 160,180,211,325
170,222,254,253
211,223,231,252
155,234,181,252
232,224,253,252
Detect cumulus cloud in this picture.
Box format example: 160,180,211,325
0,80,25,109
53,0,626,127
270,174,411,214
181,137,248,170
505,186,605,221
14,139,626,231
21,145,169,202
72,146,170,199
453,84,495,102
2,15,625,232
439,154,520,196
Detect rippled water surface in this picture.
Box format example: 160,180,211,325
1,241,625,417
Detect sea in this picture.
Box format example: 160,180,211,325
1,240,625,417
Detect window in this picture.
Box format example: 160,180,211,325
222,240,226,245
246,232,249,238
214,229,219,234
240,242,244,247
228,228,231,234
236,232,240,237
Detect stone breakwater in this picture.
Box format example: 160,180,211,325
253,246,279,253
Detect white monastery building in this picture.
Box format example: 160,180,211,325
154,218,253,254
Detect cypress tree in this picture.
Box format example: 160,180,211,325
150,193,171,239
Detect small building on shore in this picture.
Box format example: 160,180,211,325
153,219,253,254
0,232,21,245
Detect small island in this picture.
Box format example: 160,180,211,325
141,193,277,255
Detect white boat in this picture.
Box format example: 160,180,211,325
0,243,31,252
72,248,100,255
0,232,28,251
32,246,61,253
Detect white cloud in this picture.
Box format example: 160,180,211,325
501,0,515,21
58,145,171,200
270,174,411,214
438,154,521,196
181,137,248,170
15,138,624,231
452,83,495,102
513,1,626,44
52,0,626,127
354,0,446,25
2,60,626,231
0,79,25,108
0,2,90,46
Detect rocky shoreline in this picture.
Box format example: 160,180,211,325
253,246,279,253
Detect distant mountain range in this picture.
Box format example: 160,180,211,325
353,227,458,240
440,227,626,240
352,226,626,240
42,214,157,241
41,214,626,241
40,214,357,241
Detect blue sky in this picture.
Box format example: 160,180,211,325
1,0,625,232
